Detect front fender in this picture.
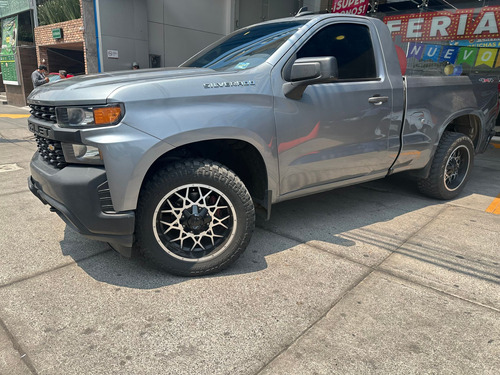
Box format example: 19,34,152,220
165,126,279,199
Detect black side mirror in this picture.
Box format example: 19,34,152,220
283,56,338,100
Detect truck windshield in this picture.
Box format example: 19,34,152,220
182,21,308,72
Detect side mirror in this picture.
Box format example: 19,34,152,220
283,56,338,100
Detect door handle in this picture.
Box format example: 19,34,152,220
368,96,389,105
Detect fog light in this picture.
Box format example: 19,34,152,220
73,144,87,158
62,143,104,165
72,144,101,161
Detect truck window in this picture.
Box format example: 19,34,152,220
182,21,307,72
297,23,377,80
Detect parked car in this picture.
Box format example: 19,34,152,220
27,14,498,276
47,72,74,82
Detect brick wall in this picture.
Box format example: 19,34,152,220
35,18,85,46
34,18,86,72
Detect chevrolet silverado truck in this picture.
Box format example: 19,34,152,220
27,14,498,276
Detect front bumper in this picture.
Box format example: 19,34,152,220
28,153,135,255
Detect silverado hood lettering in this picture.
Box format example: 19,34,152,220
203,81,255,89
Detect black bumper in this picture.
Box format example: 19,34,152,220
28,153,135,255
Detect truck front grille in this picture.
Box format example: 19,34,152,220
29,105,57,123
35,135,67,169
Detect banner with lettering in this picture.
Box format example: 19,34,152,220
384,6,500,42
331,0,370,16
439,46,459,63
422,45,440,62
451,39,500,48
0,16,19,85
476,48,497,67
456,47,478,65
406,42,500,72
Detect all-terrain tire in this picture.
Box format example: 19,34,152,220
136,159,255,276
417,131,474,200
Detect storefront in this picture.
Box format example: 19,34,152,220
0,0,38,106
365,1,498,76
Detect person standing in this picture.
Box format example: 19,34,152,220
32,65,49,87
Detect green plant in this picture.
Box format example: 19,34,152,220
37,0,81,26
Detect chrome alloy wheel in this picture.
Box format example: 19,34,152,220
152,184,237,262
444,145,470,192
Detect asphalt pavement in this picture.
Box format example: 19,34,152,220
0,102,499,374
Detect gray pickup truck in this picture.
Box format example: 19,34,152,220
27,14,498,276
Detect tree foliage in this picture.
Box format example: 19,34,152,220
37,0,81,26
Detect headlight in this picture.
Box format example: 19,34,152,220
56,104,124,128
67,108,93,126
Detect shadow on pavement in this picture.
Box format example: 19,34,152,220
57,175,428,288
58,146,500,290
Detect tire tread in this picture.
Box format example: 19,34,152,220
417,131,474,200
136,159,255,276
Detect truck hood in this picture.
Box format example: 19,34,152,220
27,67,219,105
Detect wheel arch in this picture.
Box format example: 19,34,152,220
408,113,482,180
140,138,272,214
443,113,482,150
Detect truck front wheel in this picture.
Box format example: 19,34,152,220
136,159,255,276
417,131,474,200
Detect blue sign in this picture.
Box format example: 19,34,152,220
439,46,459,63
450,40,500,48
422,45,441,62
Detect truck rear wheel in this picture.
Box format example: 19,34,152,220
417,131,474,200
136,159,255,276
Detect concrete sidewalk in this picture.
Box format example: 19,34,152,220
0,103,499,374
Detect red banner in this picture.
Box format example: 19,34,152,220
331,0,370,16
384,6,500,42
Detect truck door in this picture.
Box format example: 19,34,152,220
273,22,398,197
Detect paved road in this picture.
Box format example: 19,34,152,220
1,104,499,374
